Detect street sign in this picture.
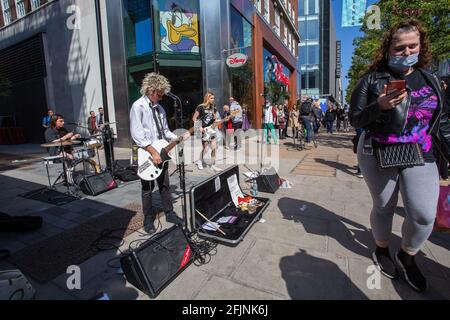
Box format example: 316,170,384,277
226,53,248,68
336,41,342,78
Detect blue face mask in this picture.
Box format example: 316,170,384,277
388,53,419,72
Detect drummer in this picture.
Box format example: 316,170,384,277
44,114,81,160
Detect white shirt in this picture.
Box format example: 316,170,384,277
130,96,177,148
263,105,274,124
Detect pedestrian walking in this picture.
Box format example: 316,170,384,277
300,97,313,144
229,97,243,151
324,103,336,134
276,105,286,140
350,19,450,292
289,105,300,138
263,102,278,144
312,100,323,135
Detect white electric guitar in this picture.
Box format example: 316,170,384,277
201,109,241,141
137,128,194,181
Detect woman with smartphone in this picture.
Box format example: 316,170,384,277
349,19,450,292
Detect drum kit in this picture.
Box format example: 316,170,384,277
40,129,110,195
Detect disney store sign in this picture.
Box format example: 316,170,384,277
226,53,248,68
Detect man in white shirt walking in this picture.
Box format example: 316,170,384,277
130,73,183,234
229,97,243,151
263,101,278,144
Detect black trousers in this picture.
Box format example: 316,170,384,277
140,162,173,220
232,121,243,148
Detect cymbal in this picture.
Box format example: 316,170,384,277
41,140,82,148
99,122,116,126
88,133,103,138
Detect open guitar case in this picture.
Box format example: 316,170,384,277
189,165,270,246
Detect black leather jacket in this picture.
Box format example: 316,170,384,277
350,67,450,161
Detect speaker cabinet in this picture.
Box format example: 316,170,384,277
79,171,117,196
256,167,281,193
120,225,193,298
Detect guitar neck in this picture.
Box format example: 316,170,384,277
164,140,179,153
163,127,194,153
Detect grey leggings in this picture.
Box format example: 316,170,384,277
357,132,440,254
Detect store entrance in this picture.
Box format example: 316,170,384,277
129,66,203,130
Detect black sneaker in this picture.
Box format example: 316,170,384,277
395,250,427,292
372,248,398,279
144,221,157,235
166,212,184,225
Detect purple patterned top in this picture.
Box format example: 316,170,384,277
372,71,438,155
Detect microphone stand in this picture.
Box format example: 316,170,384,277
103,125,115,175
166,92,189,233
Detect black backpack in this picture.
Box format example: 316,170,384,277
300,102,312,116
114,166,139,182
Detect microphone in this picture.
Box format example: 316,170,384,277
166,91,177,100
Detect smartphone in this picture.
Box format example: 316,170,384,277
386,80,406,95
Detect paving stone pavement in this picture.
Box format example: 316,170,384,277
0,132,449,300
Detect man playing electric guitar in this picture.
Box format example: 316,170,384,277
130,73,184,235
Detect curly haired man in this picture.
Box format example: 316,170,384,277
130,73,183,234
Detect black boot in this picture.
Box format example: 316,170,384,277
166,211,184,225
395,249,427,292
372,246,398,279
144,219,157,235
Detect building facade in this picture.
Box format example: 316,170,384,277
298,0,340,105
0,0,299,146
253,0,300,125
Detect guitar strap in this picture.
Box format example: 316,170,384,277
150,104,167,141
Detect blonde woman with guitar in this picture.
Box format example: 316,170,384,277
192,92,222,172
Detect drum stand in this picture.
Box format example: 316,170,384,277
46,144,79,198
96,146,102,172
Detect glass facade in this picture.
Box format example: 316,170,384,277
298,0,320,96
122,0,203,129
229,5,254,116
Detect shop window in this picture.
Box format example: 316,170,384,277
230,5,254,111
2,0,12,25
254,0,262,13
123,0,153,58
16,0,26,18
263,0,269,21
31,0,40,10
